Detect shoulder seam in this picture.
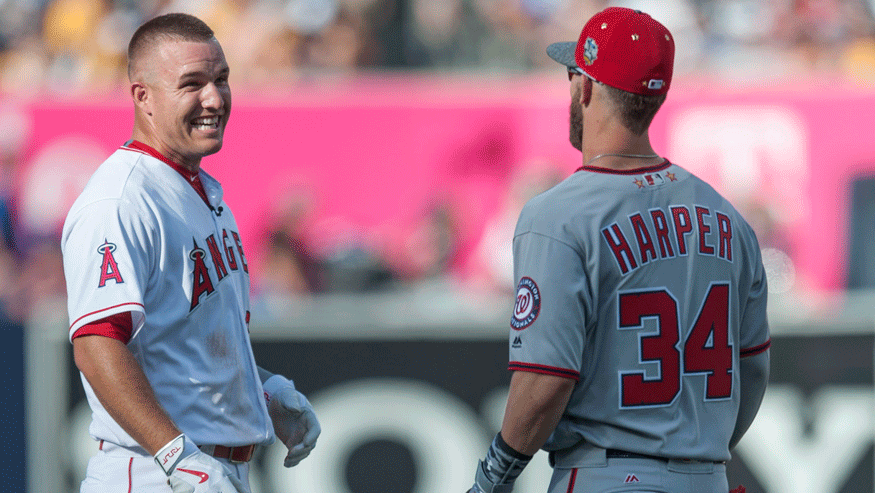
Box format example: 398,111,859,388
514,230,582,256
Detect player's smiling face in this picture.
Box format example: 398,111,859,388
145,38,231,170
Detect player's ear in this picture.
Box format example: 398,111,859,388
131,82,151,115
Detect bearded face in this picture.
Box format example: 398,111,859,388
569,83,583,151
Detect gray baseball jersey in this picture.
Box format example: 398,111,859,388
508,160,770,462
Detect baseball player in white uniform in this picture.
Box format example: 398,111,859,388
62,14,320,492
468,8,770,493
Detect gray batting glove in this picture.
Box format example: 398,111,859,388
155,434,246,493
265,377,321,467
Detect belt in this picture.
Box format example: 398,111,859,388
199,444,257,463
606,449,724,465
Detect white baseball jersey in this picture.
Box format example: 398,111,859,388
62,142,273,449
508,160,770,462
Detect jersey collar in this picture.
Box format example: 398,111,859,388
123,140,212,207
577,159,672,175
123,140,199,181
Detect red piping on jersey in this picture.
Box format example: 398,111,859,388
69,302,144,330
740,338,771,358
577,159,671,175
508,362,580,380
127,457,133,493
123,140,211,207
566,468,578,493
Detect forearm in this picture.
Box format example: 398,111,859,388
729,350,770,450
469,371,575,492
500,371,576,455
73,335,180,455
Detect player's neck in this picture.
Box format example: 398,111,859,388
581,128,659,170
131,127,202,174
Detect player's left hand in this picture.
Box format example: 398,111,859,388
268,385,321,467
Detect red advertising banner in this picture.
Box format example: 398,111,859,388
7,76,874,294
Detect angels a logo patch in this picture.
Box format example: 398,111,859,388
511,277,541,330
97,240,124,287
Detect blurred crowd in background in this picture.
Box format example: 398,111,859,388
1,0,873,330
1,0,875,95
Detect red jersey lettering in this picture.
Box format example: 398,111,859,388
671,206,692,255
205,234,228,281
630,213,657,264
190,240,215,311
603,223,637,275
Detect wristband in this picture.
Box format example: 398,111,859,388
472,433,532,492
154,434,198,476
262,374,295,406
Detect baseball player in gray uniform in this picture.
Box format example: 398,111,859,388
468,7,770,493
63,14,319,492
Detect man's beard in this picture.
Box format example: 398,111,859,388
569,85,583,151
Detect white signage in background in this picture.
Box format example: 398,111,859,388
736,385,875,493
668,106,809,225
264,378,490,493
67,380,875,493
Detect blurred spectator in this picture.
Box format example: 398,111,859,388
0,104,29,325
0,0,871,91
261,229,324,294
318,221,397,292
259,189,325,294
391,198,461,286
472,159,563,293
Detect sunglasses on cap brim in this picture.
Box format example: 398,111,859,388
567,66,584,81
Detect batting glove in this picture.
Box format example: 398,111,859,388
155,434,246,493
263,375,321,467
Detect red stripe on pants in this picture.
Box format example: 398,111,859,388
566,468,578,493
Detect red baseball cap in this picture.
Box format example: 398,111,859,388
547,7,674,95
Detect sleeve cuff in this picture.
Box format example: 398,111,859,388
508,361,580,380
68,302,145,342
740,338,771,358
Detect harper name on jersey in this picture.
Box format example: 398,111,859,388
601,205,733,275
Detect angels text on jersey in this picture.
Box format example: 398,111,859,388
97,228,248,311
189,228,248,310
601,204,733,275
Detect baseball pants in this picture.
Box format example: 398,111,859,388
79,440,252,493
547,443,728,493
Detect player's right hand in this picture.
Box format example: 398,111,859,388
168,452,246,493
155,434,245,493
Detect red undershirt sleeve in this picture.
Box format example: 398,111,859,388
71,311,134,344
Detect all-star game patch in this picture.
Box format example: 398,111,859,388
511,277,541,330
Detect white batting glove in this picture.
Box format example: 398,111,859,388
263,375,321,467
155,434,246,493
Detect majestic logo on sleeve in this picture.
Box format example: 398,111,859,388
511,277,541,330
97,240,124,287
